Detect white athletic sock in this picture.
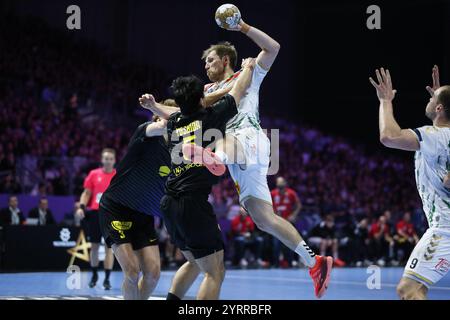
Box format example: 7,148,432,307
214,150,228,164
295,241,316,268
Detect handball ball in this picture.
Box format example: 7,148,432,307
215,4,241,29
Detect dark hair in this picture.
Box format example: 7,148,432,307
171,75,204,115
437,85,450,120
202,41,238,70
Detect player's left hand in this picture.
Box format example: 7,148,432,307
241,57,256,70
139,94,156,110
369,68,397,102
426,65,440,97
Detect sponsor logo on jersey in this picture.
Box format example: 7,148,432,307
111,221,132,239
434,258,449,275
158,166,170,177
175,121,201,136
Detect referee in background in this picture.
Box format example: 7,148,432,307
76,148,117,290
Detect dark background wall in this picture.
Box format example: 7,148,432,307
2,0,450,150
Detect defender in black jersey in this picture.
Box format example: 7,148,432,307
99,113,171,300
139,58,255,300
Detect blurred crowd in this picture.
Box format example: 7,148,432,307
0,15,166,195
0,16,427,269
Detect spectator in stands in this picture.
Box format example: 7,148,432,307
394,212,419,263
210,190,229,219
352,218,371,267
28,198,55,225
383,210,396,236
369,215,395,266
308,214,345,267
0,195,25,226
62,201,82,227
0,173,22,194
226,194,241,221
231,207,266,268
271,176,302,268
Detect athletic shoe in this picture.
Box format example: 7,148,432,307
309,255,333,298
240,258,248,268
257,259,269,268
103,279,112,290
89,273,98,288
376,258,386,267
182,144,226,176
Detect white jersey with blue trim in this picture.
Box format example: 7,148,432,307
411,125,450,229
204,63,268,132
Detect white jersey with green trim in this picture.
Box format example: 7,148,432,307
204,63,268,132
411,125,450,229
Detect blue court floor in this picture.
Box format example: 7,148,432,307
0,268,449,300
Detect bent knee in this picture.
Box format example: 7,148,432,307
205,265,225,283
251,213,276,233
142,267,161,282
397,279,426,300
123,263,140,281
396,282,409,299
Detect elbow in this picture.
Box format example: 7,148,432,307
274,41,281,53
269,41,281,54
264,41,280,54
379,134,394,147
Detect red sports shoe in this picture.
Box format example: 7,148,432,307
333,258,346,268
309,255,333,298
182,144,226,176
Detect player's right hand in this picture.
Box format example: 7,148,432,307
75,208,85,219
426,65,440,97
139,94,156,110
369,68,397,102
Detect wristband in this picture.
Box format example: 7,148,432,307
80,204,86,212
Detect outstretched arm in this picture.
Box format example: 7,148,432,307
229,58,256,105
145,119,167,137
228,20,280,71
202,86,233,107
369,68,419,151
139,94,180,120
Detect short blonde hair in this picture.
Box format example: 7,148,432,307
201,41,238,69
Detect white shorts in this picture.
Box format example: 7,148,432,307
226,126,272,206
403,228,450,288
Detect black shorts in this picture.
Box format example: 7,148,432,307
98,202,158,251
160,194,224,259
82,210,102,243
